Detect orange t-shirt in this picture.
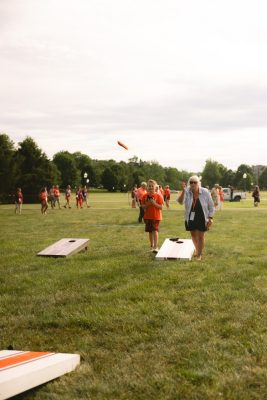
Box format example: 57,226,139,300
142,193,164,220
53,188,60,197
136,187,147,201
164,188,171,197
39,192,47,201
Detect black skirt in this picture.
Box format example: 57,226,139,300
185,198,207,232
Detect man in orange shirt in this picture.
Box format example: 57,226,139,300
141,179,164,253
136,182,147,223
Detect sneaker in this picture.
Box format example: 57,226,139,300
152,248,159,253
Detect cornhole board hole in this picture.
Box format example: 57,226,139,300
155,238,195,260
37,238,89,257
0,350,80,399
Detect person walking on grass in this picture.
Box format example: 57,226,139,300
64,185,72,208
178,175,214,261
76,186,83,209
141,179,164,253
14,188,23,214
164,185,171,208
48,187,55,209
218,185,224,210
131,184,138,208
82,186,90,208
136,182,147,223
39,187,48,215
252,185,260,207
211,183,220,210
53,185,61,209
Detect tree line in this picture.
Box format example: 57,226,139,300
1,133,267,203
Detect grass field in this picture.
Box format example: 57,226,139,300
1,193,267,399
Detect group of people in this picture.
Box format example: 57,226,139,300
14,185,90,215
210,183,261,208
14,180,262,260
43,185,90,213
210,184,224,210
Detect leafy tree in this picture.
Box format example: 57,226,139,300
0,133,17,198
220,169,235,188
164,167,183,189
16,137,44,172
259,167,267,189
101,167,117,191
72,152,99,187
15,137,61,202
53,151,80,189
234,164,253,190
101,163,128,191
201,159,222,188
142,161,166,185
72,152,92,170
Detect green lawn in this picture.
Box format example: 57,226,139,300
1,193,267,399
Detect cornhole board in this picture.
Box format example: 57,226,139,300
155,238,195,260
37,238,89,257
0,350,80,399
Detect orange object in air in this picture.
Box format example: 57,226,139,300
117,141,128,150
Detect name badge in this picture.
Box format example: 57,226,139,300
190,212,195,221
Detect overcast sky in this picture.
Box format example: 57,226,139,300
1,0,267,172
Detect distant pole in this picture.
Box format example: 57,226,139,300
83,172,88,186
243,173,247,192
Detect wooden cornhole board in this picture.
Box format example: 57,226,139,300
37,238,89,257
0,350,80,399
155,238,195,260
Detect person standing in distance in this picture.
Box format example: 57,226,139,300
252,185,260,207
136,182,147,223
178,176,214,260
14,187,23,214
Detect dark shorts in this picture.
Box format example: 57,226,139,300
144,219,160,232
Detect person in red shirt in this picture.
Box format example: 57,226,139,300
218,185,224,210
158,185,164,198
53,185,61,209
64,185,72,208
136,182,147,223
164,185,171,208
76,187,83,209
39,187,48,214
14,188,23,214
142,179,164,253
